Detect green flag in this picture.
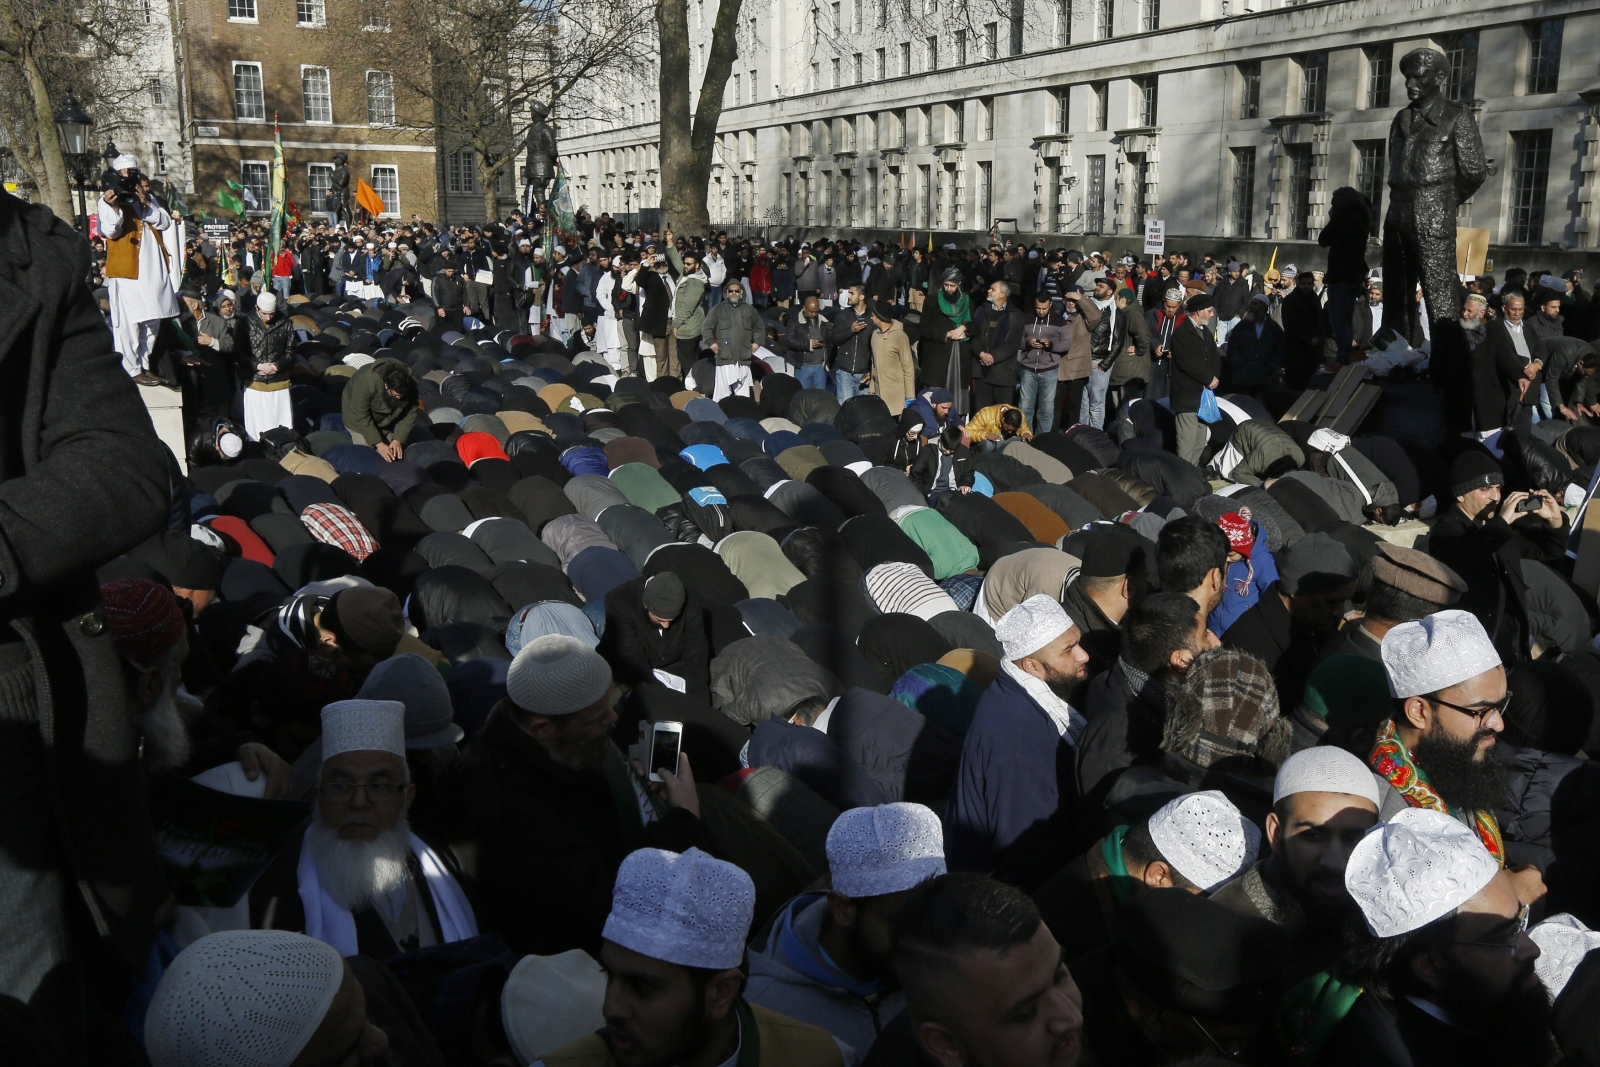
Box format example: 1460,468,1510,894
218,180,246,217
268,116,287,260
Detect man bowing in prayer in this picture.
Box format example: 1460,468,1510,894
98,153,181,383
1377,609,1545,905
251,698,478,957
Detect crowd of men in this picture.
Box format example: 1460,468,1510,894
3,162,1600,1067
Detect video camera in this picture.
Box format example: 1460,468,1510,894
102,166,144,206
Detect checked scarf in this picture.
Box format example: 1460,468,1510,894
1370,719,1505,865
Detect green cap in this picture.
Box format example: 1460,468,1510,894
1303,654,1392,728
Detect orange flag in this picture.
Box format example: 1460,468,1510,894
355,178,386,217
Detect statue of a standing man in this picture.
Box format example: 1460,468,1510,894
1382,47,1487,344
330,152,353,227
523,101,558,208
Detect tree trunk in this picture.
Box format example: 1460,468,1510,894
656,0,741,235
21,39,71,221
480,154,502,224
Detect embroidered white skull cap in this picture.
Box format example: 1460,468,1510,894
1147,789,1261,892
1381,609,1501,699
320,699,406,761
1345,807,1499,938
826,803,947,898
602,848,755,970
1273,747,1383,807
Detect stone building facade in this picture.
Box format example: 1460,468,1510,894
560,0,1599,261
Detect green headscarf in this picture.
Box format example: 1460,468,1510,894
936,270,972,325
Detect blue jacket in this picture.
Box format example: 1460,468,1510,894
1207,521,1279,637
945,669,1074,888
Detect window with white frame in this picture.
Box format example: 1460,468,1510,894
240,160,269,212
148,77,164,105
233,62,265,120
308,163,333,212
448,148,477,193
297,0,325,25
302,66,331,123
370,165,399,216
362,0,390,30
152,142,167,172
228,0,256,20
366,71,395,125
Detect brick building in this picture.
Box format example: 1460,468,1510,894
177,0,440,223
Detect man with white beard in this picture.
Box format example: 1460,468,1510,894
251,698,478,957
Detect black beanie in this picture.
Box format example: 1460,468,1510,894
1450,450,1504,497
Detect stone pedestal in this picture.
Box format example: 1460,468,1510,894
139,382,186,473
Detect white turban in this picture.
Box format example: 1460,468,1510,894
602,847,754,970
112,153,139,171
1381,609,1501,699
995,594,1076,662
826,803,946,898
1272,747,1383,807
1147,790,1261,892
145,930,344,1067
256,292,278,314
1345,808,1499,938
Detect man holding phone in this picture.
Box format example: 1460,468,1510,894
1427,451,1573,665
450,635,703,957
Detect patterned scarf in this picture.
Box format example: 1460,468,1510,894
1369,719,1505,864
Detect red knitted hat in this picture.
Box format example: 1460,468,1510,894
1217,510,1255,558
456,431,509,468
100,579,186,664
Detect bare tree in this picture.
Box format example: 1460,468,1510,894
343,0,650,223
0,0,152,218
656,0,743,234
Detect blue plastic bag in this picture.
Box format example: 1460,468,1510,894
1197,387,1222,424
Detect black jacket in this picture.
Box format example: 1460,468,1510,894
1075,659,1166,804
1428,504,1568,665
637,268,673,337
1473,318,1547,430
830,307,875,375
445,706,701,955
598,577,713,701
909,445,975,496
826,687,961,807
0,191,171,974
784,309,834,366
971,301,1023,386
1221,581,1325,710
1169,319,1221,414
432,270,467,312
1213,276,1253,320
243,310,295,383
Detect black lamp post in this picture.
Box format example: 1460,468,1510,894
52,89,93,236
103,138,120,174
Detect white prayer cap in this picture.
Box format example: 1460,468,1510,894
320,699,406,761
256,292,278,313
112,153,139,171
602,847,754,970
826,803,946,898
343,353,377,369
145,929,344,1067
506,634,612,715
1345,807,1499,938
995,594,1078,662
501,951,607,1066
1272,747,1383,807
1164,287,1184,302
1147,790,1262,892
1280,264,1298,279
1381,609,1501,699
1531,914,1600,1001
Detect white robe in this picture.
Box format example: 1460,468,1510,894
98,197,181,374
594,273,621,365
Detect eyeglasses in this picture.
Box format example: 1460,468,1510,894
320,780,408,803
1430,690,1513,726
1454,904,1531,955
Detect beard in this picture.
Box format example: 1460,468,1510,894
1433,957,1556,1067
138,669,193,774
1413,728,1509,813
305,807,411,913
1041,662,1086,701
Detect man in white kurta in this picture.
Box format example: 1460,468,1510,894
97,154,181,381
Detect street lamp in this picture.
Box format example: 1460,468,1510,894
52,89,93,235
103,138,120,174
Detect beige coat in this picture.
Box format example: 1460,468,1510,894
871,319,917,415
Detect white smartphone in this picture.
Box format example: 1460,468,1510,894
647,721,684,783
